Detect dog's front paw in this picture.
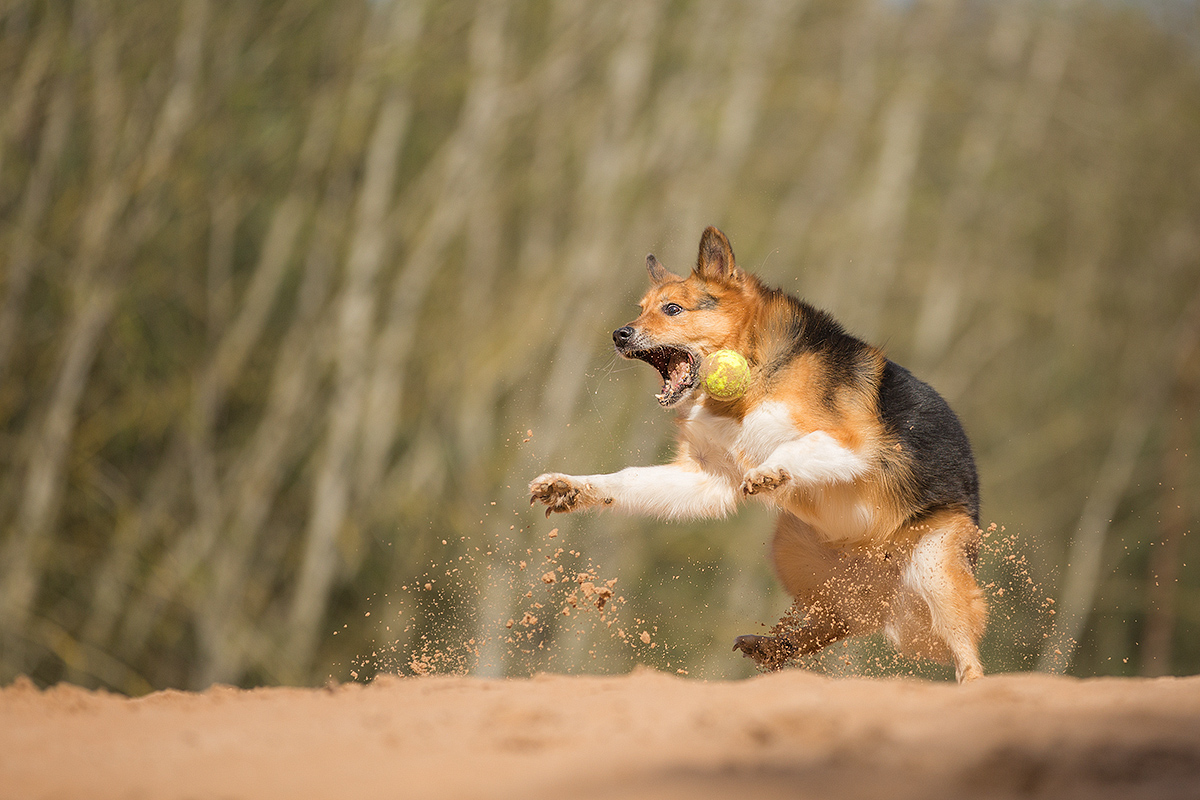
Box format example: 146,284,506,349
741,466,791,497
529,473,600,517
732,634,797,671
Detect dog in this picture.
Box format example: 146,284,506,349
529,227,986,682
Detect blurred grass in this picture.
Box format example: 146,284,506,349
0,0,1198,692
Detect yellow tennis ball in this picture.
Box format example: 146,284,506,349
701,350,751,399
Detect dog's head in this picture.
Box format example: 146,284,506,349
614,226,755,407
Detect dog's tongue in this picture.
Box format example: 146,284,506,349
667,357,690,392
654,353,694,406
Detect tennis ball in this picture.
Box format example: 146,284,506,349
700,349,751,399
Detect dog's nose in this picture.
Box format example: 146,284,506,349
613,326,635,347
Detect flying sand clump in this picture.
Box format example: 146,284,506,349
346,506,686,680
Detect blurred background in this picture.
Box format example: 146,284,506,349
1,0,1198,693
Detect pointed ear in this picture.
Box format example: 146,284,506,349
646,254,681,285
695,226,740,283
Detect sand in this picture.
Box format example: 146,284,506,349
2,670,1199,800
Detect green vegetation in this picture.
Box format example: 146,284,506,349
1,0,1198,692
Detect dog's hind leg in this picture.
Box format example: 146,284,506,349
893,509,988,683
734,513,894,670
732,601,852,671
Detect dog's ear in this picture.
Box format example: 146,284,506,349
646,254,680,285
695,226,741,284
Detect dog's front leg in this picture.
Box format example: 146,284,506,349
741,431,867,496
530,464,738,520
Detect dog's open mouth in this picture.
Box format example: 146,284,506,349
630,346,698,407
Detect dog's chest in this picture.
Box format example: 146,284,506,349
683,401,883,543
683,401,797,472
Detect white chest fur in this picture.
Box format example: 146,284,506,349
682,401,798,472
682,400,877,543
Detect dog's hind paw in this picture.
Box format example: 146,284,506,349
732,634,797,671
741,466,791,497
529,473,601,517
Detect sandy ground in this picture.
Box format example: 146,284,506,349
2,670,1199,800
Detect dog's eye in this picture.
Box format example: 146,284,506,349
662,303,684,316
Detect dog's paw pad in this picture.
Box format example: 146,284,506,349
741,467,791,496
528,474,592,515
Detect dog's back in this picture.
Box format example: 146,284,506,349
880,360,980,526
